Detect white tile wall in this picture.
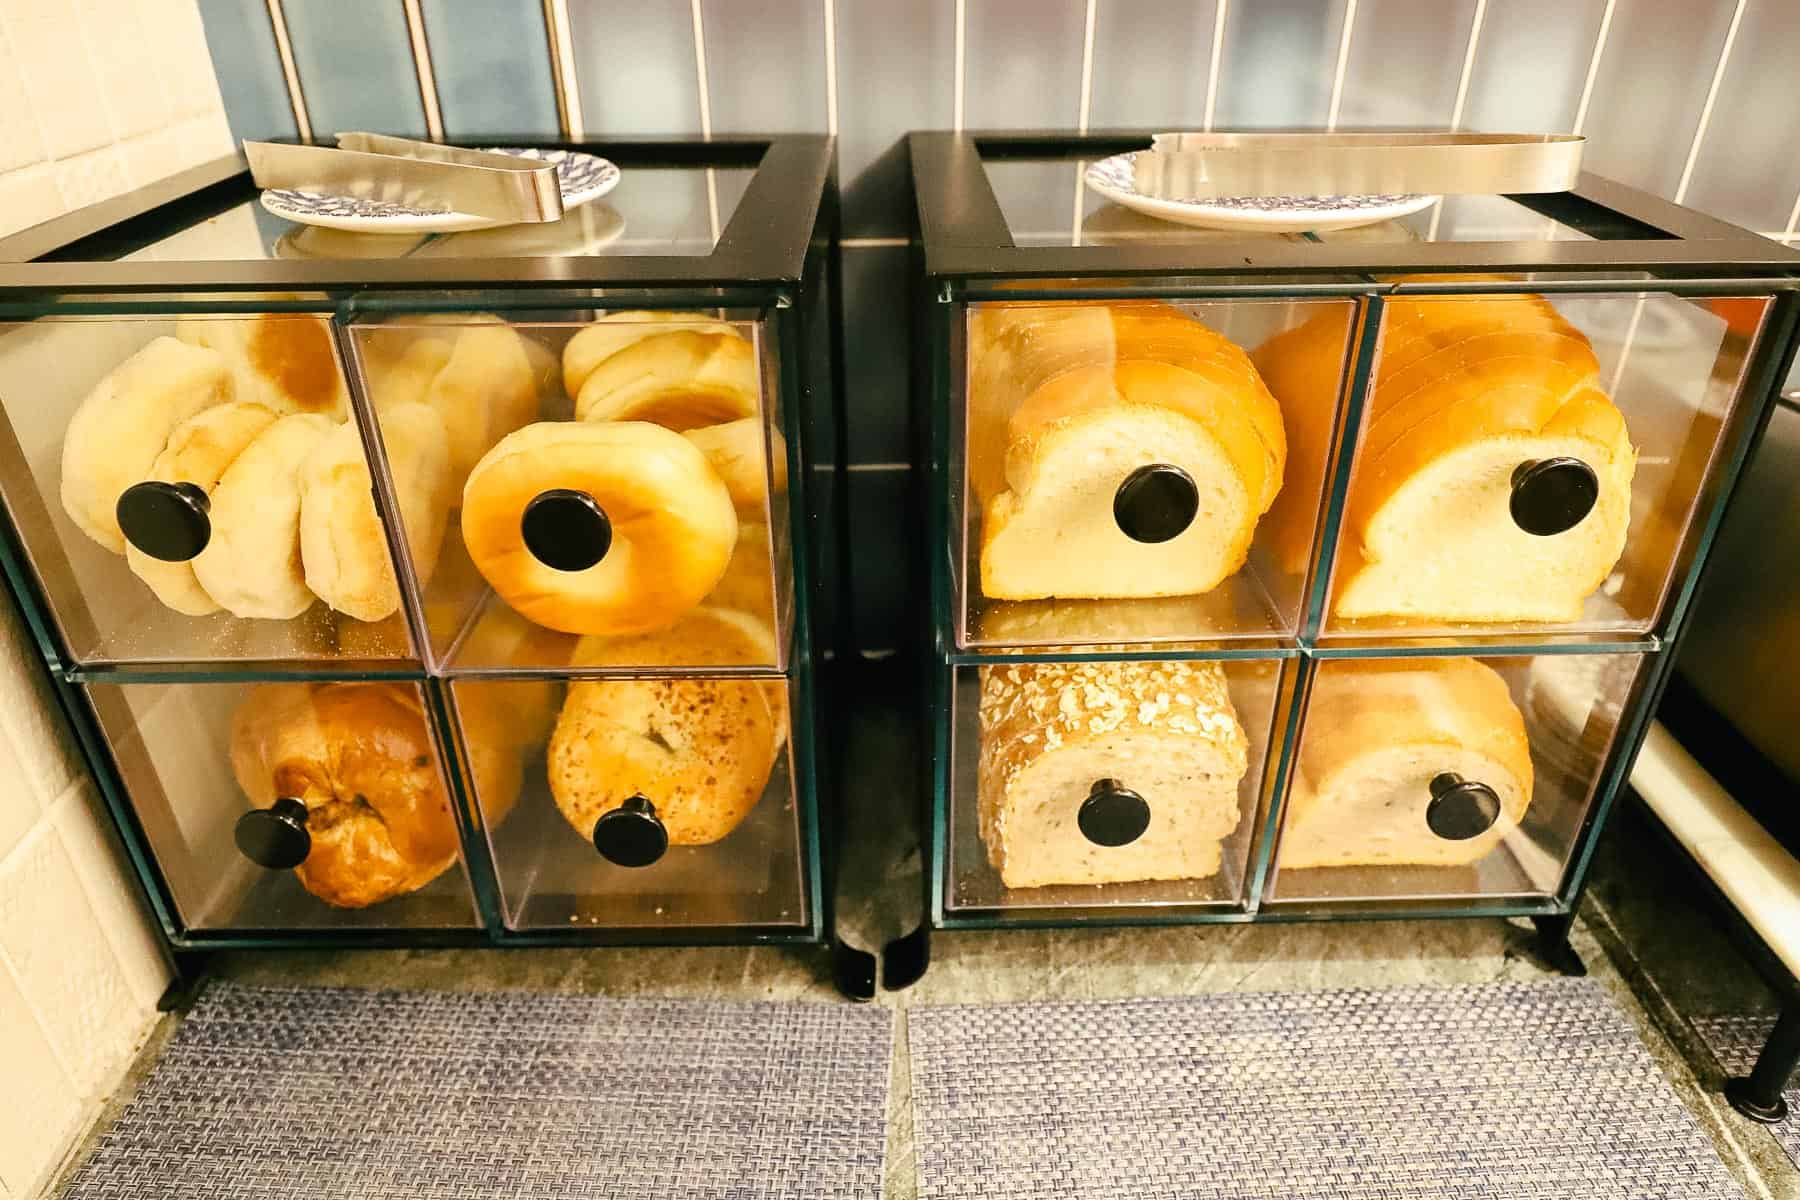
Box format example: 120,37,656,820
0,0,223,1194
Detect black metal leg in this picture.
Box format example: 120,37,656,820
831,937,878,1002
1528,912,1588,977
1726,1005,1800,1123
155,950,210,1014
883,925,931,991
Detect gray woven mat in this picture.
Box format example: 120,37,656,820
908,979,1739,1200
62,981,891,1200
1693,1013,1800,1169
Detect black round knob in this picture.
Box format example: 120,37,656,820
1426,772,1502,841
593,794,668,867
1510,457,1599,536
116,480,211,562
234,797,311,869
521,488,612,572
1113,464,1199,544
1077,778,1152,848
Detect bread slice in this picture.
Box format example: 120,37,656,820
977,658,1249,888
1280,657,1533,871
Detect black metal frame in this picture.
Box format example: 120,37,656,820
0,135,876,992
888,129,1800,995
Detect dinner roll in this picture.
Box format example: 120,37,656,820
682,418,786,515
562,310,739,398
191,413,334,619
574,329,759,428
176,312,350,417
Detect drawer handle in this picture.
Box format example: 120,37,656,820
593,794,669,867
1426,772,1502,840
234,796,311,869
1113,464,1198,544
1510,457,1598,536
1079,778,1151,847
522,488,613,572
116,481,212,562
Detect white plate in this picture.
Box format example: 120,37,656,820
260,148,621,233
1085,152,1438,233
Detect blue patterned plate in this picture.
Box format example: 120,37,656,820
260,147,621,233
1086,151,1436,233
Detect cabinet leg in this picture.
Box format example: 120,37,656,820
882,925,931,992
1725,1005,1800,1123
155,950,210,1014
1528,913,1588,977
831,937,878,1002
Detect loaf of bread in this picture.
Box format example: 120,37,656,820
124,401,277,615
191,413,334,619
60,336,234,554
970,302,1286,601
1254,292,1636,623
1279,657,1533,871
176,313,349,418
977,658,1249,888
562,311,740,399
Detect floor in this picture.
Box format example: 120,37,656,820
52,663,1800,1199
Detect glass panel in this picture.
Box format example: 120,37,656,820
1309,194,1594,244
1273,291,1765,639
88,679,479,929
347,312,787,673
985,157,1308,249
0,313,419,667
1264,651,1646,905
960,297,1357,648
454,675,807,930
945,655,1285,915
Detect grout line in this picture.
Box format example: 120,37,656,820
1571,0,1615,136
1674,0,1746,204
1608,296,1647,395
1203,0,1228,131
1077,0,1097,132
1785,190,1800,242
845,462,909,472
1447,0,1486,131
953,0,966,132
400,0,444,139
1325,0,1356,130
690,0,712,137
263,0,311,141
542,0,582,139
824,0,839,136
840,236,909,248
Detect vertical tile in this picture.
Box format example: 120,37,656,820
422,0,559,138
963,0,1087,129
0,600,82,807
78,0,171,141
1578,0,1737,198
1212,0,1347,129
53,145,130,210
285,0,427,137
843,246,912,464
1336,0,1477,128
701,0,827,133
569,0,702,135
1088,0,1219,129
51,779,171,1010
836,0,954,235
0,15,49,172
0,162,64,241
0,960,81,1199
1459,0,1606,134
1679,2,1800,233
154,0,233,121
847,467,913,653
0,0,114,158
195,0,298,143
0,696,38,871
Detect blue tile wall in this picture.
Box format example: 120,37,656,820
1088,0,1220,130
569,0,702,135
962,0,1086,129
422,0,559,138
284,0,426,137
1212,0,1348,129
842,246,912,465
196,0,296,143
835,0,954,236
701,0,828,134
1336,0,1477,129
1458,0,1608,136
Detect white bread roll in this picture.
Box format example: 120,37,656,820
978,658,1249,888
60,336,234,553
971,303,1287,601
191,413,334,619
300,404,451,623
1280,657,1533,870
176,313,349,418
460,420,737,636
681,418,785,515
562,310,739,398
125,401,278,615
573,329,759,428
705,520,776,619
1254,292,1636,623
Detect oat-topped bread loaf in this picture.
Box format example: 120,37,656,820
1254,291,1635,623
970,302,1286,602
1280,657,1533,871
977,658,1249,888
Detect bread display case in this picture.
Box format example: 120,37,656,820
892,131,1800,985
0,136,843,963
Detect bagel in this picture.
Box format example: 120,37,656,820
61,336,234,553
460,420,737,636
706,521,777,619
682,418,787,515
176,312,350,417
125,401,278,615
562,311,740,398
573,329,759,429
549,673,779,847
191,413,335,619
300,404,452,623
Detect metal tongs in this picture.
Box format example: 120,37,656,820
1132,132,1585,200
244,132,564,224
